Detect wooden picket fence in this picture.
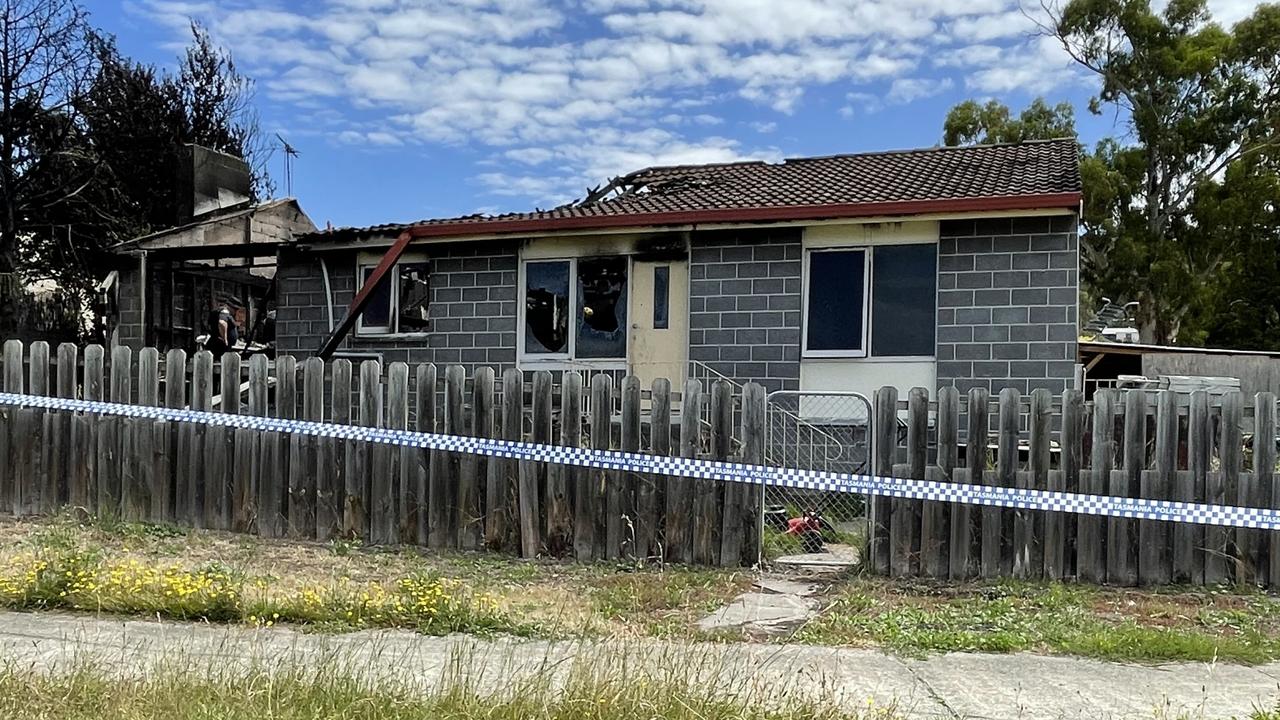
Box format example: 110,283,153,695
2,338,1278,583
0,340,765,567
869,386,1280,588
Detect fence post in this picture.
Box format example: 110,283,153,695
1142,389,1177,585
0,340,21,513
163,349,185,523
963,387,989,580
416,363,438,546
368,361,406,545
439,365,465,547
1057,389,1084,581
1015,388,1050,580
620,376,642,561
1214,391,1243,584
459,366,492,550
302,358,324,539
666,378,701,565
211,352,240,531
871,386,897,575
346,359,381,541
427,362,452,547
1250,392,1275,587
582,374,612,560
29,341,49,517
737,382,766,567
890,387,927,577
547,371,579,556
521,370,551,557
702,379,732,567
394,361,415,545
995,388,1020,576
650,378,672,563
276,355,306,539
1178,390,1209,584
1108,389,1145,586
183,350,211,526
126,347,158,522
315,358,348,540
70,345,99,515
925,386,958,579
53,343,77,512
1081,389,1114,583
486,368,520,552
98,344,132,519
82,346,106,515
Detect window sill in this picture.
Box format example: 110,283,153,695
518,357,628,371
802,355,936,362
353,332,432,342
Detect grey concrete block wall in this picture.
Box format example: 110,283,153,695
936,215,1079,394
275,240,519,375
116,266,145,350
688,228,802,394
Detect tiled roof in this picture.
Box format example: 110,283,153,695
305,138,1080,241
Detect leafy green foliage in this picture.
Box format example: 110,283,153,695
942,98,1076,147
944,0,1280,349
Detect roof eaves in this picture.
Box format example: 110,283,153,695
300,191,1081,245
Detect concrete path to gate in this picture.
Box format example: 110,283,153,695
0,610,1276,719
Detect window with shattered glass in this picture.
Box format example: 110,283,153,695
576,257,628,358
356,260,432,335
397,261,431,332
524,260,571,354
522,257,628,360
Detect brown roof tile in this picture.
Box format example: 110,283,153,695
305,138,1080,241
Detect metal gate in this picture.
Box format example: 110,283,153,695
760,390,874,566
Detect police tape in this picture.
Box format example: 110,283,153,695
1,391,1277,531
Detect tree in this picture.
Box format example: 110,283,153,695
943,98,1076,146
0,0,95,276
1043,0,1280,343
179,22,270,200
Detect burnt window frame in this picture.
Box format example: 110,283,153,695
354,257,433,337
518,255,630,363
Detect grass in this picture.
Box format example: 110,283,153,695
795,577,1280,664
0,652,900,720
0,513,751,638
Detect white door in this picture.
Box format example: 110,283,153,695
629,259,688,392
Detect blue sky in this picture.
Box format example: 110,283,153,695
84,0,1262,230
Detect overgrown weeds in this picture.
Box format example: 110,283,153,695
0,651,900,720
796,578,1280,664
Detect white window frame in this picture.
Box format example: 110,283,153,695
802,244,938,361
354,253,432,338
517,256,630,367
802,247,871,359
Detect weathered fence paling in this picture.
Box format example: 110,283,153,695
1,339,1278,580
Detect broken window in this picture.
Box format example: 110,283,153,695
522,257,628,360
524,260,571,354
397,261,431,332
576,256,628,358
357,261,432,335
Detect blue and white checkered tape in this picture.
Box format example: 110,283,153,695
2,391,1277,531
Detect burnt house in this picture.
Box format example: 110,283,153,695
275,139,1082,400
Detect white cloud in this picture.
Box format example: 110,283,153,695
887,77,954,104
132,0,1234,209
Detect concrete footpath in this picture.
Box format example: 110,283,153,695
0,610,1276,719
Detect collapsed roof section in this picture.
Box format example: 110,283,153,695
301,138,1083,244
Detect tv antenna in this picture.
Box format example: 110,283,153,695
276,134,300,197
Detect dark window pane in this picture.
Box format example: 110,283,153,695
576,256,628,358
653,265,669,329
397,261,431,332
871,244,937,356
359,266,392,330
805,250,865,352
525,261,570,354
